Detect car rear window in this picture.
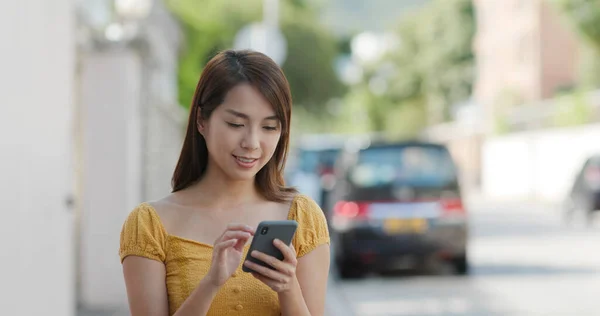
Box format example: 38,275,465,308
299,149,340,173
348,145,457,188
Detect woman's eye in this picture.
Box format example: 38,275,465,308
227,122,244,128
263,126,278,131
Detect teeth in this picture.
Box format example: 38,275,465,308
236,157,255,163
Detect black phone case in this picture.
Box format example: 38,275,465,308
242,220,298,273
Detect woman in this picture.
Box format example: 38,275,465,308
119,50,330,316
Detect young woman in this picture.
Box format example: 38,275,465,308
119,50,330,316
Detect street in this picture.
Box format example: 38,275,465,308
325,199,600,316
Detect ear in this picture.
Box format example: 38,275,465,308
196,108,205,135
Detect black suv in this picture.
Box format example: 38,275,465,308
329,140,469,278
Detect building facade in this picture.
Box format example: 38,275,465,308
473,0,580,132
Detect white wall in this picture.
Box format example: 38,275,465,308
0,0,75,315
79,51,142,308
76,1,184,308
482,124,600,202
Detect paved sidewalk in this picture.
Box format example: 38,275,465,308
464,190,562,214
78,307,128,316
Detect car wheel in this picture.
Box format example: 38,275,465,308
452,254,469,275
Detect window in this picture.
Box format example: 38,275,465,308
348,145,457,188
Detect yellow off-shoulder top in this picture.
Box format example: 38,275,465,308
119,194,330,316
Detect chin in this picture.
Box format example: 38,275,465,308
224,166,261,182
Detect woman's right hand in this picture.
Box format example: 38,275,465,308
205,223,255,287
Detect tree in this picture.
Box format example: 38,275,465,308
165,0,345,111
359,0,475,134
553,0,600,88
554,0,600,50
413,0,476,124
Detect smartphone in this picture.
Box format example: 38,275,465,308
242,220,298,273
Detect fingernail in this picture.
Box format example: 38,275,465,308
273,239,280,244
251,250,258,256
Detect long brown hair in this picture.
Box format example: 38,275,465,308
171,50,297,202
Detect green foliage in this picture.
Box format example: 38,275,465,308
494,116,512,135
552,89,593,127
554,0,600,50
280,15,346,112
165,0,344,111
553,0,600,88
382,96,427,140
577,38,600,89
360,0,476,133
414,0,476,122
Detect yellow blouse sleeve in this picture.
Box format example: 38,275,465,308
119,203,167,263
290,195,330,258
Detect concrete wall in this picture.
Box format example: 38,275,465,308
473,0,579,132
539,2,579,97
482,124,600,202
141,0,186,201
0,0,75,314
79,51,143,308
77,0,184,308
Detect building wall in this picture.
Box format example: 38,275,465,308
141,0,186,202
77,0,185,308
539,1,579,98
482,122,600,202
0,0,76,314
79,51,143,308
473,0,578,132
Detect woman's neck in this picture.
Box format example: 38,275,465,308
180,167,262,209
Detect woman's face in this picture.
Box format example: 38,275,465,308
199,83,282,182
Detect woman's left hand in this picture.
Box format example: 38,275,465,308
244,239,298,293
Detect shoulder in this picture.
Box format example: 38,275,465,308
289,194,325,221
289,195,330,258
122,202,165,231
119,202,168,263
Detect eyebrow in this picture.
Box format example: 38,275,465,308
225,109,279,121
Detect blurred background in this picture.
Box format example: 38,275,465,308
2,0,600,315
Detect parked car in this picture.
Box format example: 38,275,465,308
329,140,469,278
564,155,600,225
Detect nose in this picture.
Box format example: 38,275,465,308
240,129,260,151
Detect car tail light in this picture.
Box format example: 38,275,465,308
318,165,334,176
333,201,370,219
440,198,465,215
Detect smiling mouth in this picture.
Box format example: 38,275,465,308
233,155,258,163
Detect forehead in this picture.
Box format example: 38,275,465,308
220,83,275,117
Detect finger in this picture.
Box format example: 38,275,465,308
226,223,255,235
250,250,291,274
273,239,297,264
251,272,284,293
251,272,275,287
214,238,237,252
243,260,287,282
220,231,252,242
233,236,250,252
